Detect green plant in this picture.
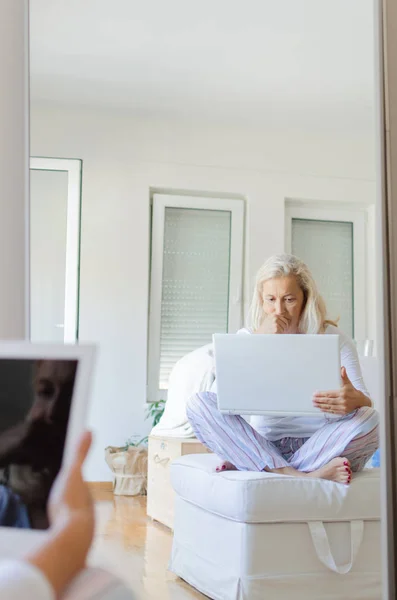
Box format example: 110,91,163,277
123,399,166,449
145,399,166,428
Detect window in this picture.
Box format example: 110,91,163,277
285,202,367,340
148,194,244,402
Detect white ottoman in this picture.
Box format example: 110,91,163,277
169,454,381,600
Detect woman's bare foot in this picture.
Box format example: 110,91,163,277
215,460,237,473
269,457,352,484
307,457,351,484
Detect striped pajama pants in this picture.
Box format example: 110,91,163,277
186,392,379,473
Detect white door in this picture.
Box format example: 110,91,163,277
29,158,82,342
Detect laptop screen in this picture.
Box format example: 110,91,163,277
0,358,78,530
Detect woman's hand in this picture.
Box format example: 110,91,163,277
313,367,371,416
26,431,95,596
255,313,292,334
48,430,94,539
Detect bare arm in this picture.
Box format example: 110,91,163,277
27,518,90,596
25,432,94,597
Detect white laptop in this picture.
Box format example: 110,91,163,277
0,342,96,558
213,333,341,416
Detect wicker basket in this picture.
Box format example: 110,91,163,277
105,445,148,496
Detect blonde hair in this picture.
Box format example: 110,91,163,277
249,254,337,334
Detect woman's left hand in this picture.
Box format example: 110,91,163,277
313,367,365,416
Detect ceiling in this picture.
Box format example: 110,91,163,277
29,0,376,131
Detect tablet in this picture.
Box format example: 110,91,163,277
0,342,96,558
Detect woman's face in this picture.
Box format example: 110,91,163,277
261,275,305,333
28,360,77,426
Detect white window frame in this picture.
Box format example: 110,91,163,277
285,201,367,341
30,157,82,342
148,193,245,403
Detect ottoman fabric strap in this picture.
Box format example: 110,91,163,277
308,520,364,574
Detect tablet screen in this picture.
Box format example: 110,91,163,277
0,358,78,530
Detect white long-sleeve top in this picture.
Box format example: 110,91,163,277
0,560,135,599
0,560,55,600
211,325,371,440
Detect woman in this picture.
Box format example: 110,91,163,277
187,254,379,485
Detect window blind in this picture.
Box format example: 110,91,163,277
291,218,354,338
159,207,231,389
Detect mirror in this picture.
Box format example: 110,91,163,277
29,1,382,598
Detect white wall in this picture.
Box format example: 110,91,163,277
0,1,29,339
30,103,376,480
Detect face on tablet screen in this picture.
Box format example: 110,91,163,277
0,358,78,530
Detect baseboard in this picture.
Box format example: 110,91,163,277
88,481,113,492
